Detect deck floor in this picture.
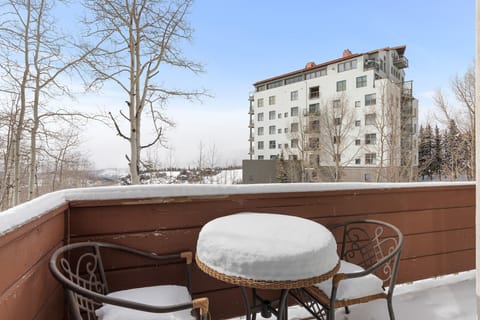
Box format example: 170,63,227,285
232,270,476,320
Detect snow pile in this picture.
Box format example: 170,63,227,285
196,212,338,281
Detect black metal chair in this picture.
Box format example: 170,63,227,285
49,241,209,320
290,220,403,320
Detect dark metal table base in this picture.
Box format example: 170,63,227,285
240,287,290,320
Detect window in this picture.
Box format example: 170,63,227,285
289,155,298,160
258,155,264,160
333,136,340,144
291,107,299,117
355,120,361,127
284,112,288,117
269,125,276,134
355,158,361,164
309,137,319,149
333,154,341,162
270,155,278,160
257,141,264,150
256,85,266,92
257,113,264,121
291,139,299,148
333,99,341,108
365,133,377,145
284,143,289,148
310,120,320,132
266,80,282,89
269,111,276,120
278,144,282,149
284,128,289,133
269,96,276,105
291,122,299,132
285,75,303,85
355,100,361,108
365,153,376,165
309,154,320,166
338,59,357,72
309,86,320,99
257,127,264,136
334,117,341,126
309,103,320,114
355,139,361,145
257,98,264,108
290,90,298,101
365,113,376,125
278,113,282,119
269,140,276,149
356,75,367,88
336,80,346,92
365,93,376,106
277,128,282,134
305,68,327,79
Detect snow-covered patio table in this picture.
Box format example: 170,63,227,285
195,212,340,320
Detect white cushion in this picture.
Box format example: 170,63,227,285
96,285,195,320
315,260,384,300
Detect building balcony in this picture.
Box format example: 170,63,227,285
248,121,254,128
0,182,475,319
393,56,409,69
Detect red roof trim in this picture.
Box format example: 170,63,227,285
253,45,406,86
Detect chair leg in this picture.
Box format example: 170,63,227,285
327,307,335,320
387,298,395,320
344,306,350,314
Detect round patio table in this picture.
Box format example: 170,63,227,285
195,212,339,320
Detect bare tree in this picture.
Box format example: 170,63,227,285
82,0,205,184
433,64,475,180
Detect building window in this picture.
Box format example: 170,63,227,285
310,120,320,132
269,140,276,149
290,90,298,101
284,143,289,148
309,137,319,149
355,139,361,145
257,113,264,121
284,128,289,133
338,59,357,72
336,80,346,92
291,139,299,148
289,155,298,160
266,80,282,89
269,96,276,105
355,120,361,127
257,98,264,108
305,68,327,80
270,155,278,160
365,113,376,125
269,125,276,134
365,153,376,165
278,113,282,119
309,103,320,114
285,75,303,85
256,85,266,92
269,111,275,120
291,107,299,117
309,154,320,166
257,127,264,136
333,154,341,162
258,155,264,160
257,141,264,150
309,86,320,99
278,144,282,149
365,133,377,145
355,158,361,164
356,75,367,88
284,112,288,117
277,128,282,134
355,100,361,108
333,99,341,108
365,93,376,106
291,122,299,132
334,117,341,126
333,136,340,144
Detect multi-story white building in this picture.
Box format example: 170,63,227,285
248,46,418,182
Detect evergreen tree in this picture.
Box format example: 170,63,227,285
418,124,434,180
432,125,443,180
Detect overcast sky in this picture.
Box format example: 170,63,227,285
73,0,475,169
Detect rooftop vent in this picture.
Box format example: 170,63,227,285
342,49,353,57
305,61,316,69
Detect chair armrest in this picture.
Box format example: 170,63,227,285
192,297,209,317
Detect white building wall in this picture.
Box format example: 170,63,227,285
251,48,416,177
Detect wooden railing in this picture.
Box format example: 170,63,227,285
0,183,474,319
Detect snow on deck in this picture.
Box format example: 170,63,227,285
231,270,477,320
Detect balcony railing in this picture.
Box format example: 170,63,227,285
394,56,409,69
0,182,475,319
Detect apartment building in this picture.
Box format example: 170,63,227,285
247,46,418,182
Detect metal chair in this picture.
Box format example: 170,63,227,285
49,241,209,320
290,220,403,320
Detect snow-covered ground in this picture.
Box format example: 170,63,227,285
231,270,476,320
